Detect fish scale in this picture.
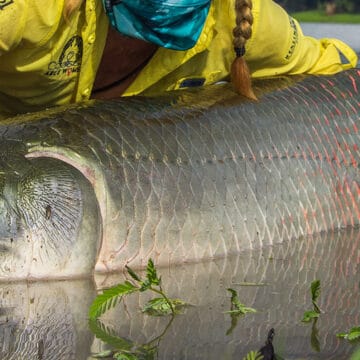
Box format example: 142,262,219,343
0,71,359,278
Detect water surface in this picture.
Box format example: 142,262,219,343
0,229,359,359
301,22,360,54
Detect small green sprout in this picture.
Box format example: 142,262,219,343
337,327,360,341
225,288,257,315
89,259,187,359
89,258,187,319
225,288,257,336
142,297,187,316
301,280,321,323
302,310,320,323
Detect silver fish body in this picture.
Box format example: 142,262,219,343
0,71,359,279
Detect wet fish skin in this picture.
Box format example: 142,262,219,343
0,70,359,279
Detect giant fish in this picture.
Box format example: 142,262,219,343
0,70,359,280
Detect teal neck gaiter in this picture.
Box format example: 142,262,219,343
102,0,211,51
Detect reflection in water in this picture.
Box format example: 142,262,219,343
92,228,360,359
258,328,275,360
89,314,176,359
0,229,359,359
0,280,95,360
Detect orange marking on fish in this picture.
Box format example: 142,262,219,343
350,74,358,93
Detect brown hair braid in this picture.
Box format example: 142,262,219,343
231,0,257,100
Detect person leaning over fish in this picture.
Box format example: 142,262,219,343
0,0,358,118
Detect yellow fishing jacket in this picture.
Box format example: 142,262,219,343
0,0,358,116
125,0,358,96
0,0,108,117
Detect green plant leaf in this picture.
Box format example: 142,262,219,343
112,341,158,360
89,318,133,351
225,288,257,315
142,297,188,316
114,353,139,360
311,280,321,302
89,281,138,319
139,279,151,292
226,306,257,315
227,288,243,310
91,350,114,358
301,280,322,322
242,350,264,360
302,310,320,323
126,265,141,282
227,288,238,301
310,280,321,313
347,327,360,341
146,259,161,286
337,327,360,341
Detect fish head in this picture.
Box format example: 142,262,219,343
0,142,101,280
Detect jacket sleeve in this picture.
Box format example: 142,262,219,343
0,0,27,54
246,0,358,78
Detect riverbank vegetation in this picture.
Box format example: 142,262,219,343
278,0,360,13
276,0,360,22
291,10,360,23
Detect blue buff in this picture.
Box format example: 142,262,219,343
102,0,211,50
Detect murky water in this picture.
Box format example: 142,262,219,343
0,228,359,359
301,22,360,62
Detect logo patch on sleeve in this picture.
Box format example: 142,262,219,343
285,17,299,61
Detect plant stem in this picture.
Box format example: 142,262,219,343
149,287,175,314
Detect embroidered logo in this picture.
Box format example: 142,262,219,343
45,35,83,77
285,17,299,61
0,0,14,10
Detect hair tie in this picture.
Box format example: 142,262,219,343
234,46,246,58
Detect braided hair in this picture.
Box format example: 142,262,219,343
231,0,257,100
63,0,256,99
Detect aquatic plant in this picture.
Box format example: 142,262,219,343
225,287,257,335
242,350,263,360
225,288,257,316
89,258,187,319
89,259,187,359
337,327,360,341
301,279,321,322
89,314,174,359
